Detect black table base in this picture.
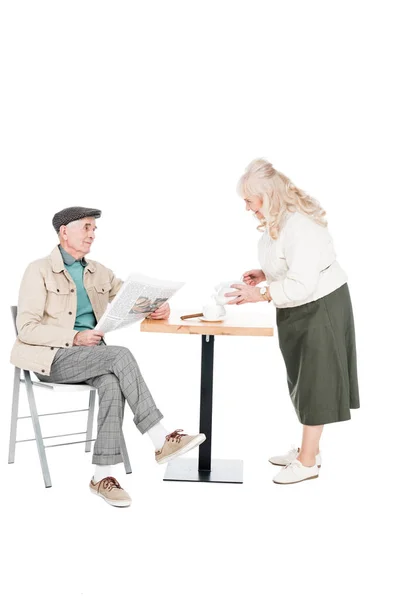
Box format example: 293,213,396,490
163,334,243,484
163,458,243,483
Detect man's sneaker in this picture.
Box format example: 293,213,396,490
89,476,131,507
155,429,206,464
269,446,322,468
273,459,319,485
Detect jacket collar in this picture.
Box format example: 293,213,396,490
50,246,96,273
58,244,88,267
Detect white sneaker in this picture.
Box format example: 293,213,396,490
273,459,319,485
269,446,321,468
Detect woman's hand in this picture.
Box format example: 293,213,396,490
242,269,266,286
225,284,263,305
147,302,171,320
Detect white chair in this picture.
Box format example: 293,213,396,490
9,306,132,488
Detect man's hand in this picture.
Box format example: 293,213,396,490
73,330,104,346
147,302,171,320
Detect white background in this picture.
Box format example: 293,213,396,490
1,1,399,599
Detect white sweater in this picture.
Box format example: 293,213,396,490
258,211,347,308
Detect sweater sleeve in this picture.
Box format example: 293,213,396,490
268,216,326,305
16,262,76,348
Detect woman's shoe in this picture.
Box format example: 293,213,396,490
273,459,319,485
269,446,321,468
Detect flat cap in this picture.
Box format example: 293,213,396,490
52,206,102,232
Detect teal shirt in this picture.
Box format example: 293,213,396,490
58,245,97,331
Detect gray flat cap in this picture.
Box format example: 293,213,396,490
52,206,102,232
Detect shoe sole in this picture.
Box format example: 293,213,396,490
156,434,206,465
273,474,319,485
269,460,321,468
90,488,131,507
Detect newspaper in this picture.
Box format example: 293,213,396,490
95,272,184,333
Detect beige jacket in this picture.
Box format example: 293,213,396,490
10,246,123,375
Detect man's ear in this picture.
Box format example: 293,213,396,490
59,225,67,240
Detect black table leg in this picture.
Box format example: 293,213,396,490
198,333,214,471
163,335,243,483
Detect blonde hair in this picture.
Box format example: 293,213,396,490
237,158,327,239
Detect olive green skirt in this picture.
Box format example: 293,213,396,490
276,283,360,426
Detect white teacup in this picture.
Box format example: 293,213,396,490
214,280,242,305
202,304,226,320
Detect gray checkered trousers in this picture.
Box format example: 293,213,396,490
37,345,164,465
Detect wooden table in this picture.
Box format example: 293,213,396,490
141,309,274,483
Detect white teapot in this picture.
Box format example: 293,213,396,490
213,280,242,305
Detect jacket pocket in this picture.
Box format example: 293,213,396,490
94,282,112,294
44,280,70,317
94,281,112,314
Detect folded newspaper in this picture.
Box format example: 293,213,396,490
95,273,184,333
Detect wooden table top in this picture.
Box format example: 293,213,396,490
140,309,274,337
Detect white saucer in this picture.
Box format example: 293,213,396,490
198,316,225,323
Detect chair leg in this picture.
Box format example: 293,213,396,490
120,433,132,475
85,390,96,453
8,367,21,464
24,370,52,488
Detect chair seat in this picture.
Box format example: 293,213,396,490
31,380,97,393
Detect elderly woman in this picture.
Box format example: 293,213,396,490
226,159,360,485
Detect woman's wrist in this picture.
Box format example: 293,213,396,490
259,286,272,302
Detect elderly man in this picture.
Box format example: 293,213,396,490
11,207,205,508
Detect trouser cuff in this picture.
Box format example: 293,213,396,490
92,453,124,466
136,409,164,434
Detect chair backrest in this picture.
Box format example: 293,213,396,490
11,306,18,336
